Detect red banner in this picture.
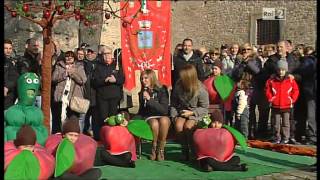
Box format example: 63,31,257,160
121,0,171,91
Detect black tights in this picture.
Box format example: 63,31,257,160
199,156,247,171
52,168,101,180
100,150,135,168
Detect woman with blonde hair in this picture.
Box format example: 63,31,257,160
138,69,170,161
170,64,209,161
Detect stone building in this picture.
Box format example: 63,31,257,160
4,0,316,53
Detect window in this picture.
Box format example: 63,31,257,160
256,19,280,45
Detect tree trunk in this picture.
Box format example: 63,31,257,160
41,27,54,133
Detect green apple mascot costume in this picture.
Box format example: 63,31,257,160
5,73,48,145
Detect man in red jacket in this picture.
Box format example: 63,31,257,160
265,60,299,144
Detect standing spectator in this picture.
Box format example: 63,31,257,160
286,40,294,54
172,38,205,87
222,43,241,76
294,51,317,145
208,48,221,62
17,38,42,76
137,69,170,161
171,64,209,161
52,40,65,68
265,60,299,144
237,44,267,139
202,52,215,79
233,79,251,138
80,48,98,137
4,39,19,110
51,51,87,134
92,46,124,141
75,48,87,133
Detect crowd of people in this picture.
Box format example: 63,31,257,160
4,36,317,174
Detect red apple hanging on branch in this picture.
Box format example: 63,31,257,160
43,10,51,19
105,12,111,20
56,6,63,15
74,8,81,15
11,11,17,17
22,4,29,12
75,14,81,20
84,20,90,27
64,1,71,9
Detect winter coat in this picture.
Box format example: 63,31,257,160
264,53,299,79
138,86,169,118
83,59,97,106
231,57,261,83
4,56,19,109
92,61,124,100
52,61,87,102
222,55,241,76
265,75,299,109
233,89,248,116
17,50,41,76
172,51,205,86
170,81,209,121
294,55,317,100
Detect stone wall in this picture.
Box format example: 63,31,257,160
4,7,80,55
171,0,317,50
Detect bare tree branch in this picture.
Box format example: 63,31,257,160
52,12,75,24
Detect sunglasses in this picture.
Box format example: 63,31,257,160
243,48,252,51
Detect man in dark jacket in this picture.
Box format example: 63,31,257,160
81,47,98,136
92,46,125,140
4,39,20,110
294,53,317,145
172,38,205,87
17,38,41,76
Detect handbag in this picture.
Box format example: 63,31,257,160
70,96,90,114
69,80,90,114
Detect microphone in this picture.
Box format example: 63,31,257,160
144,87,148,107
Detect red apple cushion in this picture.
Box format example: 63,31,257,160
203,76,236,112
5,141,55,179
100,125,137,161
193,128,235,162
203,76,221,104
45,133,97,175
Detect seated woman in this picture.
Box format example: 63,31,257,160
99,111,136,168
137,69,170,161
45,117,101,180
193,110,247,172
170,64,209,161
5,125,55,179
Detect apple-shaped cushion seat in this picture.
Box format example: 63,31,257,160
5,141,55,179
193,128,236,162
45,133,97,175
100,125,137,161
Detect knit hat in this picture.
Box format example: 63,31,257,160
14,125,37,147
277,60,288,71
62,116,80,134
212,60,223,70
211,110,224,124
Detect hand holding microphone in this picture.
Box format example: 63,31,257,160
143,87,150,107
